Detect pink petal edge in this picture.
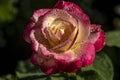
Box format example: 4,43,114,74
39,44,75,61
31,52,60,74
57,42,95,72
89,24,105,52
54,0,90,26
94,30,105,51
23,9,50,43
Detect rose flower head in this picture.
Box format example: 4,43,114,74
23,0,105,74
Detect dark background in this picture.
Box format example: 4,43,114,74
0,0,120,80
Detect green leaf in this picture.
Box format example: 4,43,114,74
80,52,114,80
106,31,120,47
79,71,102,80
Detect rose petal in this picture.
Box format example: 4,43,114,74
30,52,38,64
51,28,78,52
24,9,50,44
42,9,77,36
31,52,60,74
73,42,95,66
57,42,95,72
81,43,95,66
39,44,75,61
88,24,105,51
40,58,60,74
70,21,90,50
54,0,64,9
57,58,82,72
44,28,60,46
54,0,90,26
54,0,83,13
23,21,35,43
32,9,50,22
94,29,105,51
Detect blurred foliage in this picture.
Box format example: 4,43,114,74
0,74,16,80
106,31,120,47
0,0,120,80
0,0,17,22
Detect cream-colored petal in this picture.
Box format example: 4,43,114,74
45,28,60,47
51,28,78,53
71,20,90,50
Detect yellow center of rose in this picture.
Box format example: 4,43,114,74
45,20,73,48
51,21,73,42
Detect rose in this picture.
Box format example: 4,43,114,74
23,0,105,74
